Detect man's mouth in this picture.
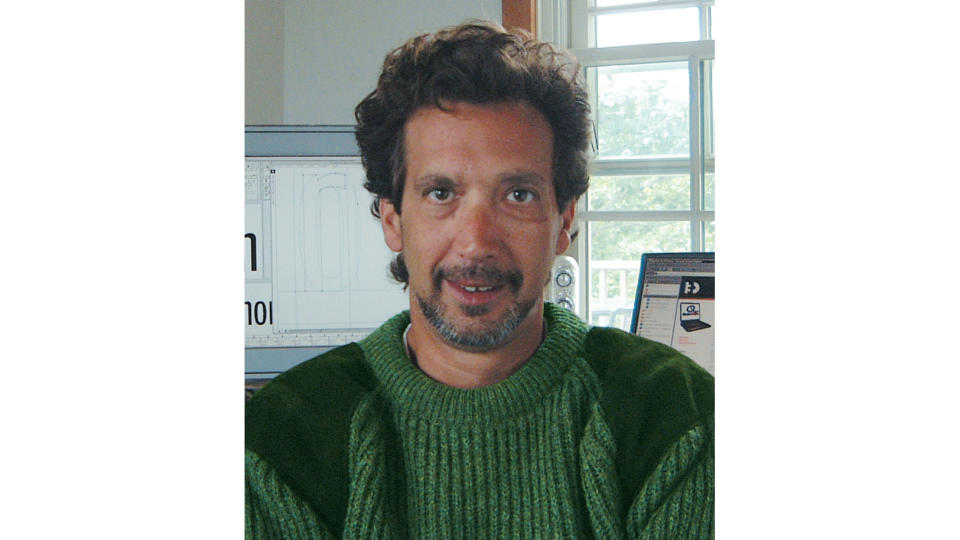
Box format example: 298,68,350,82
445,280,506,311
433,265,523,295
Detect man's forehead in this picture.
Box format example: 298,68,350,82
404,103,552,170
405,99,548,127
404,101,552,151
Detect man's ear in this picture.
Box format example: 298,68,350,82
380,198,403,252
555,199,576,255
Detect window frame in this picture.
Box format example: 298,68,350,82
540,0,715,324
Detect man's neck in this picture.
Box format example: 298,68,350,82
405,301,546,390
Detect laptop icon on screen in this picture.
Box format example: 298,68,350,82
679,302,711,332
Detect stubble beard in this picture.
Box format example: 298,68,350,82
415,264,535,352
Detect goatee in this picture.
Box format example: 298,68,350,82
416,264,533,352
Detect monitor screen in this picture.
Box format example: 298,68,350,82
630,253,715,374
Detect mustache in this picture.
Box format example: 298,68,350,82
433,264,523,294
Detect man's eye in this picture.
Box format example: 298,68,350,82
507,189,535,203
428,188,451,202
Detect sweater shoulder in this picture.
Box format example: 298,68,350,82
245,343,378,534
582,326,714,506
584,326,714,422
246,343,377,434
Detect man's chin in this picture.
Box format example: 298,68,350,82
460,303,492,317
439,321,522,353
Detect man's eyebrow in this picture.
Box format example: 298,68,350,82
410,174,457,189
498,171,549,185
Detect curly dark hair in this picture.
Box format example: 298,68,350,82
355,20,591,285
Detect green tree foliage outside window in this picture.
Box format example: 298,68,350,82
596,66,689,159
589,65,694,262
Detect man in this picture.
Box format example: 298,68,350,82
246,21,714,539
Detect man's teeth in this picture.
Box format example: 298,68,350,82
463,285,494,292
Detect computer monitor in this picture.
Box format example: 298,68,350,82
245,126,409,378
630,252,715,374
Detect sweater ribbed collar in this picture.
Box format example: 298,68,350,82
359,304,589,425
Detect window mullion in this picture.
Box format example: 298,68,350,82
699,2,711,40
580,210,714,222
587,0,713,16
576,17,597,320
572,40,714,67
570,0,590,49
538,0,570,48
591,157,691,176
688,56,703,251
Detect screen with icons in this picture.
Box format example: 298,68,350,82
631,253,714,374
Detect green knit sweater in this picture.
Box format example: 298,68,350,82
246,304,714,539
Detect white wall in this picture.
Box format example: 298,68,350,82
246,0,502,126
246,0,285,125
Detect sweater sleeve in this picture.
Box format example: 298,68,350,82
625,419,714,540
245,449,337,540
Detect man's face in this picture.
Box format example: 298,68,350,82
380,101,574,352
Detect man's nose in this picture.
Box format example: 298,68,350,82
454,199,500,261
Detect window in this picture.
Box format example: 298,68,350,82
540,0,715,330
